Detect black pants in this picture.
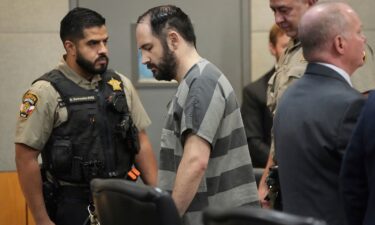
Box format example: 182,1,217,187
54,186,91,225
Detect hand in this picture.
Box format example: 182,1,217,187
258,182,271,208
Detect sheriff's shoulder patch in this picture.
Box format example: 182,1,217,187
20,91,38,119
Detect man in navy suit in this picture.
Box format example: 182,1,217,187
340,92,375,225
273,2,366,225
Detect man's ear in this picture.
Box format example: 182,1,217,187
64,40,76,56
334,35,345,55
167,31,179,50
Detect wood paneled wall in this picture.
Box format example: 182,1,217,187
0,171,35,225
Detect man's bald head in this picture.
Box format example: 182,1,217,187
299,2,366,75
299,2,358,60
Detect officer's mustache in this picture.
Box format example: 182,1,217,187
95,55,109,63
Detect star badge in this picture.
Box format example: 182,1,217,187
107,78,122,91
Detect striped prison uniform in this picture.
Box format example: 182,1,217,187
158,59,259,225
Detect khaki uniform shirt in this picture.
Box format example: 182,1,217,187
267,40,306,115
15,59,151,151
267,40,375,156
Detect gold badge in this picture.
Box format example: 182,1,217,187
107,78,122,91
20,91,38,118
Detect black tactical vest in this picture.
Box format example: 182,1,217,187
34,69,139,184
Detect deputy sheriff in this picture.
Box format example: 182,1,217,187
15,7,157,225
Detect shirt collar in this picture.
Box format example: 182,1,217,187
316,62,352,87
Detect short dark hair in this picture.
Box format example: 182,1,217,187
137,5,196,47
60,7,106,43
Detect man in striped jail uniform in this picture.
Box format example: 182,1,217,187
136,5,259,225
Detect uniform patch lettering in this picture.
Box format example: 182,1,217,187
68,96,96,104
20,92,38,118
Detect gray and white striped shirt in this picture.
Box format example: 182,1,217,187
158,59,259,225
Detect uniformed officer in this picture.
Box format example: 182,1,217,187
15,7,157,225
259,0,375,208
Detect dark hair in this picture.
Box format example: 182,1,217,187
137,5,196,47
60,7,106,43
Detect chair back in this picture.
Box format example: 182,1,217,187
90,178,181,225
202,207,327,225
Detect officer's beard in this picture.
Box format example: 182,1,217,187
76,52,109,75
149,43,177,81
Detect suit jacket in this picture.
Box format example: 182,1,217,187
340,91,375,225
274,63,365,225
241,68,273,168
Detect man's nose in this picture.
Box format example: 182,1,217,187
140,50,149,65
98,42,108,55
274,12,284,24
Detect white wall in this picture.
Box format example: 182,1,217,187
0,0,67,170
250,0,275,82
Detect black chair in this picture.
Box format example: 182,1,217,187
90,178,181,225
202,207,327,225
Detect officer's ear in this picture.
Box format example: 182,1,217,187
64,40,77,56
